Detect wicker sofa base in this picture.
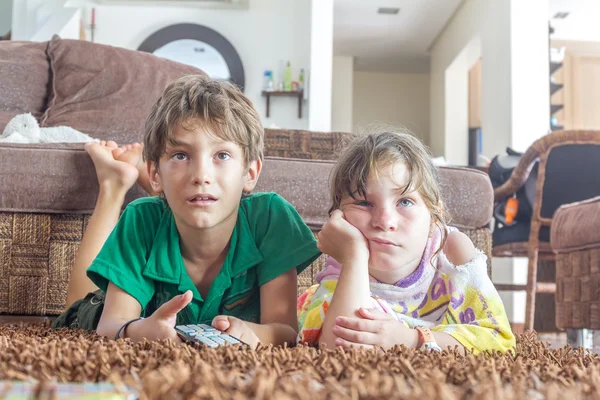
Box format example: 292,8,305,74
1,211,492,316
556,248,600,329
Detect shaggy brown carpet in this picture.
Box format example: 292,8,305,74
0,324,599,399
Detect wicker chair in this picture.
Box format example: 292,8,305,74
493,130,600,331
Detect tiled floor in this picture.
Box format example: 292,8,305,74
537,331,600,354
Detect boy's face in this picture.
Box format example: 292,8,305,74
148,121,261,233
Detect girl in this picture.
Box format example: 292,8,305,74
297,130,515,353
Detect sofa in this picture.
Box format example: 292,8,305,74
0,36,494,318
553,196,600,332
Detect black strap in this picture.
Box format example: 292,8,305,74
114,317,144,340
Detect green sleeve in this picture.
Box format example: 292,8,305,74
249,193,321,286
86,199,160,309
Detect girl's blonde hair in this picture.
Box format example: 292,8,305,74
329,129,450,258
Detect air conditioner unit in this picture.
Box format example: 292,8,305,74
94,0,248,9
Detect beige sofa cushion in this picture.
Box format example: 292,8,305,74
0,41,51,133
40,36,206,143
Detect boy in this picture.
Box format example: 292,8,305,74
54,75,320,348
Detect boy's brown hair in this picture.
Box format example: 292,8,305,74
143,75,264,167
329,129,450,257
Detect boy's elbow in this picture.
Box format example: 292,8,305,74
95,320,115,339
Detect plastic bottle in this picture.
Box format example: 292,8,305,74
298,68,305,91
284,61,292,92
263,70,273,91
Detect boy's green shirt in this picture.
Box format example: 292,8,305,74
86,192,320,325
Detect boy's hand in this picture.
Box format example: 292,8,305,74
332,307,416,350
443,231,476,266
212,315,260,349
317,209,369,265
133,290,193,342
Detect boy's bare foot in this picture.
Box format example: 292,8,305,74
112,143,143,167
85,140,139,195
114,143,155,196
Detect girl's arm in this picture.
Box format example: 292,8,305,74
432,251,516,353
318,254,372,348
432,331,462,349
315,210,373,348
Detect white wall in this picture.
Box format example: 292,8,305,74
429,0,483,159
430,0,549,160
31,6,79,41
509,0,550,152
14,0,317,130
331,55,353,133
90,0,312,130
308,0,333,132
353,71,430,141
0,0,11,36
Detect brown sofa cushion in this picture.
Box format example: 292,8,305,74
40,36,206,143
0,148,493,230
551,196,600,253
439,166,494,229
0,41,51,133
0,143,146,214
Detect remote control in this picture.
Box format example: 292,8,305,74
175,324,247,348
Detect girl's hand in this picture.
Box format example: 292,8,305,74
212,315,261,349
332,308,416,350
317,209,369,265
443,231,476,266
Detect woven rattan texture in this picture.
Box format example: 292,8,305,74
556,248,600,329
2,211,492,314
0,212,89,315
264,129,347,160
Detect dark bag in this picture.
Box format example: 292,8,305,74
52,290,105,331
488,148,538,246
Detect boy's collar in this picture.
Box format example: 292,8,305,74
142,204,263,300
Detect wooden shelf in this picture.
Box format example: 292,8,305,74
261,90,304,118
550,83,564,96
551,104,564,115
550,61,563,75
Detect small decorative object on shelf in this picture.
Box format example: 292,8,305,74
262,90,304,118
549,37,565,130
284,61,292,91
299,68,305,90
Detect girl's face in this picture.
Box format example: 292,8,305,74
340,161,432,283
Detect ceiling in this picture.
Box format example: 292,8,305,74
334,0,462,74
335,0,600,74
549,0,600,43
